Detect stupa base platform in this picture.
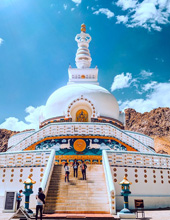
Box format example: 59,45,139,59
42,213,116,219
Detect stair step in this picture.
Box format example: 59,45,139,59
45,165,110,214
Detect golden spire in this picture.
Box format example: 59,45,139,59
81,23,86,33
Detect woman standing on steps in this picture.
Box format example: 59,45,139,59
64,162,70,182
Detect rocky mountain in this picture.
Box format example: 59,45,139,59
0,129,18,152
125,107,170,154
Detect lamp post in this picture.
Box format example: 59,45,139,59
23,175,36,214
118,176,136,219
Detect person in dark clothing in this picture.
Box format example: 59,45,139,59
16,190,23,210
80,161,87,180
36,187,45,220
72,159,79,178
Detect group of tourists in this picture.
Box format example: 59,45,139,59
64,159,87,182
16,159,87,219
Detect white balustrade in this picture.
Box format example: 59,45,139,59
8,130,35,148
124,130,154,148
102,150,116,214
106,150,170,169
0,150,51,168
8,123,155,154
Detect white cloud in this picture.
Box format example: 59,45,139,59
140,70,153,78
72,0,81,5
0,38,4,45
63,4,67,10
71,8,75,11
116,0,137,10
116,15,128,24
111,72,135,91
0,117,32,131
93,8,114,19
116,0,170,31
0,105,45,131
119,82,170,113
142,81,157,91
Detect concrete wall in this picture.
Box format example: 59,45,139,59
0,167,46,210
105,150,170,211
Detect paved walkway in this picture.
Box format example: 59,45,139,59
0,210,170,220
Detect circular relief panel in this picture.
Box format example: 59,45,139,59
74,139,86,152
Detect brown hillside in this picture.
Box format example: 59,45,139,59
0,129,18,152
125,107,170,154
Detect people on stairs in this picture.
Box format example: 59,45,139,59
72,159,79,178
80,161,87,180
64,162,70,182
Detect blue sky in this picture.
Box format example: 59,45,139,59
0,0,170,131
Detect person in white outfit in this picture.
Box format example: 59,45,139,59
64,162,70,182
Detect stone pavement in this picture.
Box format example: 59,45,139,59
0,210,170,220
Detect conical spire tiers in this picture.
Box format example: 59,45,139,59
75,24,92,69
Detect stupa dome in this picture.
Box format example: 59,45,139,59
42,83,119,122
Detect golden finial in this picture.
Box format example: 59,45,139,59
23,175,36,184
119,176,132,185
81,23,86,33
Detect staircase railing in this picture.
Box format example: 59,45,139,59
102,150,116,215
41,149,55,196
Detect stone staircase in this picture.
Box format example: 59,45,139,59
44,164,110,214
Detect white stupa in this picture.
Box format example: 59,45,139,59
1,24,170,217
41,23,120,123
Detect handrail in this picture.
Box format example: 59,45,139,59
102,150,116,214
40,149,55,195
